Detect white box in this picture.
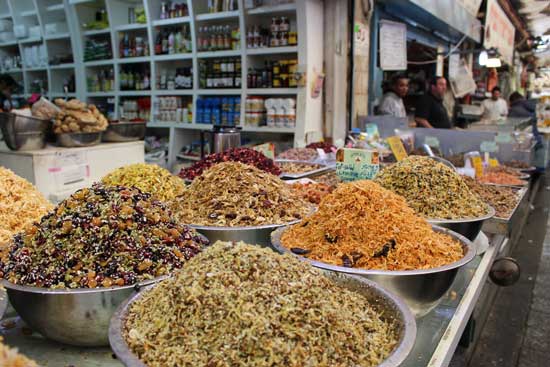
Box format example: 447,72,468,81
13,24,27,39
44,22,68,35
0,31,14,42
0,19,13,32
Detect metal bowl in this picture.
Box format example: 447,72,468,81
57,132,102,147
2,277,166,347
0,287,7,320
427,206,495,241
103,122,146,142
0,112,50,150
109,272,417,367
271,225,476,317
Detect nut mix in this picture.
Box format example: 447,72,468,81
281,180,465,271
462,176,520,218
290,182,333,205
277,161,323,175
173,162,311,227
276,147,318,161
179,148,281,181
53,98,108,134
375,156,489,220
102,163,186,202
123,241,399,367
0,184,208,289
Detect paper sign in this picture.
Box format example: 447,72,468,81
335,148,380,182
480,141,499,153
365,123,380,139
424,136,440,149
386,136,408,161
253,143,275,159
49,151,90,191
484,0,515,65
495,132,513,143
379,20,407,70
472,156,484,178
489,158,499,167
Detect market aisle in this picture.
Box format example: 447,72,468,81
467,175,550,367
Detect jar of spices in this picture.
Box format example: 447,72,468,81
285,108,296,128
289,31,298,46
271,17,279,33
267,109,276,127
275,108,285,127
279,17,290,32
280,74,289,88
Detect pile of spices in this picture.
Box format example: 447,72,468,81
306,141,335,153
0,167,53,246
276,147,318,161
462,176,520,218
123,241,399,367
312,170,341,188
277,161,323,174
505,160,531,169
0,339,38,367
281,180,465,271
478,171,526,186
375,156,489,219
179,148,281,180
290,182,333,204
410,147,442,156
485,166,524,178
173,162,311,227
0,184,208,289
102,163,186,202
445,154,465,167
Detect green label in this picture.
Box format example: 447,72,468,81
365,123,380,139
480,141,499,153
495,132,513,144
335,148,380,182
424,136,440,148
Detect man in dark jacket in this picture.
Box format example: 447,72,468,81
508,92,536,118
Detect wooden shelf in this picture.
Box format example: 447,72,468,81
50,63,76,70
195,11,240,21
246,3,297,15
83,29,110,37
115,23,147,32
196,50,241,58
152,17,191,27
246,46,298,55
153,53,193,61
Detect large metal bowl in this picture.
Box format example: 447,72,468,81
103,122,146,142
271,225,476,317
0,112,50,150
109,272,417,367
57,132,102,147
2,277,166,347
427,206,495,241
0,287,7,320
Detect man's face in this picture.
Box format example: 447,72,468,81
431,78,447,98
394,79,409,98
492,90,500,100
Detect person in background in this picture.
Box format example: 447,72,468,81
481,86,508,121
508,92,536,118
0,74,18,112
378,74,409,118
415,76,452,129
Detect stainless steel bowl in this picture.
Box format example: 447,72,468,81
427,206,495,241
0,287,7,320
103,122,146,142
57,132,102,147
2,277,166,347
109,272,417,367
0,112,50,151
271,225,476,317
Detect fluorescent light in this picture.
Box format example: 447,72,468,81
486,57,502,68
479,50,488,65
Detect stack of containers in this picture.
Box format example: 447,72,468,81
196,97,240,126
0,18,14,43
265,97,296,128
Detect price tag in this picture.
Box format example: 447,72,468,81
386,136,408,161
49,151,90,191
365,123,380,139
495,132,513,144
316,148,328,160
253,143,275,160
489,158,499,167
424,136,440,148
480,141,499,153
471,156,483,178
336,148,380,182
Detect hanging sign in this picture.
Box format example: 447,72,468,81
379,20,407,71
336,148,380,182
386,136,408,161
365,123,380,139
489,158,499,167
484,0,515,65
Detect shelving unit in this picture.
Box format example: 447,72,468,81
0,0,323,170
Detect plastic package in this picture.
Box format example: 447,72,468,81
31,97,61,120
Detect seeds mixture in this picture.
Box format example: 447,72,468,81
0,184,208,289
173,162,311,226
281,180,464,271
462,176,520,218
0,167,53,247
277,147,318,161
278,161,323,175
123,241,398,367
101,163,186,202
375,156,489,219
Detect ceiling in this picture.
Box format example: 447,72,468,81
513,0,550,36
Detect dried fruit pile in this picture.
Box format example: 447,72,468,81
277,147,318,161
290,182,333,204
0,167,53,246
173,162,310,226
0,184,208,289
179,148,281,180
102,163,186,202
306,141,335,153
462,176,520,218
280,180,464,271
375,156,489,219
123,242,398,367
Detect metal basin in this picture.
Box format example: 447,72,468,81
0,112,50,151
57,132,102,147
2,277,165,347
0,287,7,320
109,272,417,367
427,206,495,241
103,122,146,142
271,225,476,317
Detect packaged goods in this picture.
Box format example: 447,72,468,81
276,147,318,161
102,163,186,202
281,180,464,271
53,98,108,134
0,184,208,289
375,156,489,219
0,167,53,246
31,97,60,120
277,161,323,174
290,182,333,204
0,339,38,367
123,241,398,367
462,176,520,218
174,162,310,226
179,147,281,180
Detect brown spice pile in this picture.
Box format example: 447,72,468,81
478,171,526,186
278,161,323,174
290,182,333,204
312,170,341,188
462,176,520,218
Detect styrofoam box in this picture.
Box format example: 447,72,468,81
0,19,13,32
45,22,68,35
13,24,27,39
29,26,41,38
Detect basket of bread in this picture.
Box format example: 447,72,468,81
53,99,108,147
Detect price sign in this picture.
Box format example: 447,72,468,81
253,143,275,159
489,158,499,167
365,123,380,139
471,156,484,178
336,148,380,182
495,132,513,144
480,141,499,153
386,136,408,161
424,136,440,148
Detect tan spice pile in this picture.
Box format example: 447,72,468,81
0,339,38,367
281,180,465,271
374,156,489,219
462,176,520,218
173,162,311,226
278,161,323,174
123,241,398,367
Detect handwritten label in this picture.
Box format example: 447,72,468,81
386,136,408,161
253,143,275,160
495,132,513,144
424,136,440,148
365,123,380,139
472,156,484,178
335,148,380,182
480,141,499,153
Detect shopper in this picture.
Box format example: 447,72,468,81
414,77,452,129
508,92,536,118
0,74,18,112
481,86,508,121
378,74,409,118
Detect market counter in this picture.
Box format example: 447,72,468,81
0,141,145,203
